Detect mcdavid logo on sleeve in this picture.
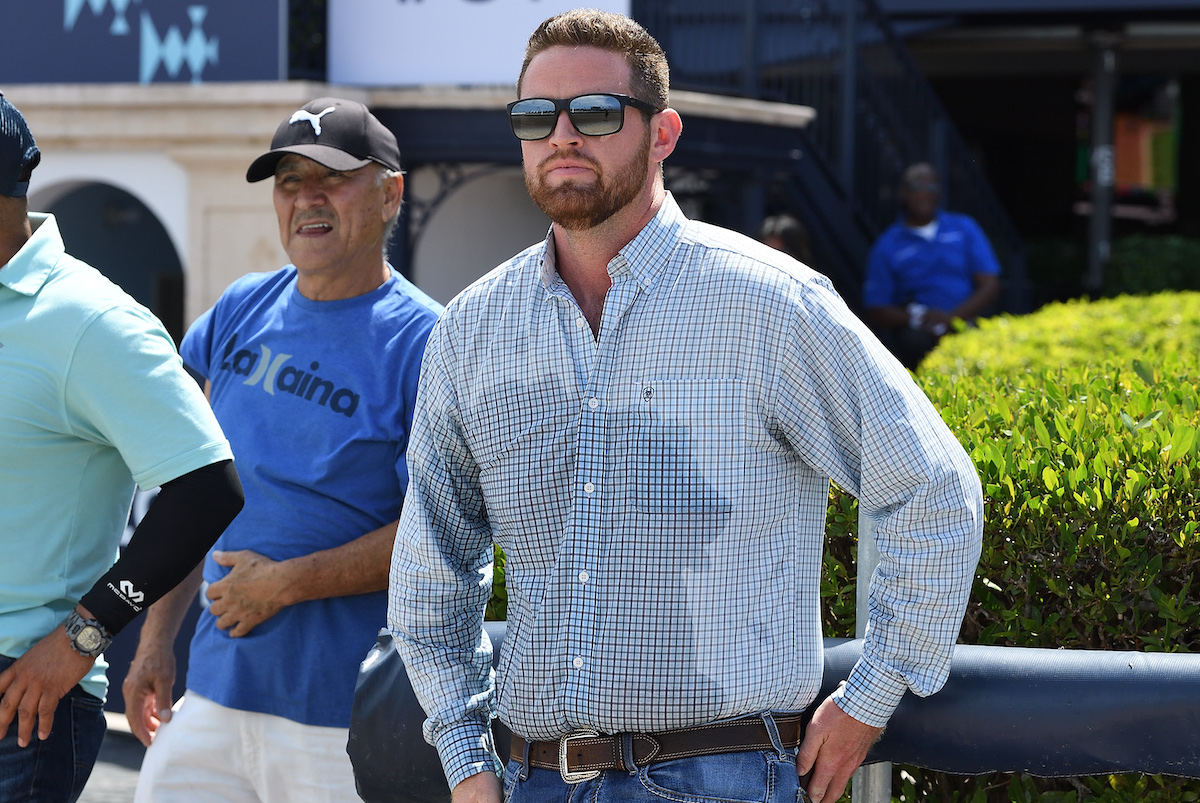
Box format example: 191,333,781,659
218,334,360,417
107,579,145,612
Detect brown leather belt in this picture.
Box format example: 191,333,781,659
511,713,806,783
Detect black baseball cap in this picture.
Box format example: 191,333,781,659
246,97,401,183
0,92,41,198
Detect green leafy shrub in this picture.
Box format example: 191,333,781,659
920,293,1200,656
1105,235,1200,297
824,291,1200,801
485,545,507,622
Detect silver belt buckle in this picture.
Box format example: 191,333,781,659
558,728,601,784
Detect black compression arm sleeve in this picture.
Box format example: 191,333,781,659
80,459,244,635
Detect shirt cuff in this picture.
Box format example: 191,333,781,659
831,655,910,729
434,721,503,792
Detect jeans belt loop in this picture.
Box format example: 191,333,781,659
621,733,637,773
761,711,787,759
518,733,532,781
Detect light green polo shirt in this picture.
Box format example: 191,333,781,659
0,214,232,700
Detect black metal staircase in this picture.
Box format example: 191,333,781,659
634,0,1030,314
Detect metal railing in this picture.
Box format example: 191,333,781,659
633,0,1031,313
350,619,1200,802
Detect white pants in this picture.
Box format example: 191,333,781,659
134,692,359,803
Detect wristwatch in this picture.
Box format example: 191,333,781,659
63,611,112,658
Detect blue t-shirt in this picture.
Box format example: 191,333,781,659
862,210,1001,312
0,214,231,702
180,266,440,727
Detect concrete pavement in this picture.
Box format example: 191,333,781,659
79,714,144,803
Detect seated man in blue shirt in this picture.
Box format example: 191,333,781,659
863,162,1001,369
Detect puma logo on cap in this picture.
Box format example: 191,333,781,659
289,106,337,136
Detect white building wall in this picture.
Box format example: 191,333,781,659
410,167,549,305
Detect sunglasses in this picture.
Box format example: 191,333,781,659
507,93,659,141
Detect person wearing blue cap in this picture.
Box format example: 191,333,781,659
125,97,442,802
0,91,244,801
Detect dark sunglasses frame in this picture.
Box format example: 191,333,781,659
507,93,660,141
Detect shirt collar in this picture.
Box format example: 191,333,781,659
0,214,62,297
619,192,686,291
907,218,940,242
900,209,941,238
539,192,688,292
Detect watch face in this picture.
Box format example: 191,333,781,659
76,626,104,652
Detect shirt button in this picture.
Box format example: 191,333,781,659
575,317,586,328
572,657,584,669
584,482,595,494
578,571,589,584
588,398,599,410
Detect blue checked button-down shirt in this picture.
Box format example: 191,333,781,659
388,194,983,790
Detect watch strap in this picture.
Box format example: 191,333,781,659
64,610,113,658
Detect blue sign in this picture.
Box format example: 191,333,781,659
3,1,284,84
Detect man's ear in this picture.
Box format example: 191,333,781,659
382,172,404,222
650,108,683,165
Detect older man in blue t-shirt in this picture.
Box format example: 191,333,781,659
124,98,441,802
863,162,1001,368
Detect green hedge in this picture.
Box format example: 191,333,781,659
1106,235,1200,297
1023,233,1200,305
843,291,1200,802
487,292,1200,801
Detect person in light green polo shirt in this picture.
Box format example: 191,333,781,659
0,91,245,802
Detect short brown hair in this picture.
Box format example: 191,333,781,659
517,9,669,111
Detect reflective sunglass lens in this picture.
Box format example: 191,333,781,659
568,95,624,136
510,99,558,140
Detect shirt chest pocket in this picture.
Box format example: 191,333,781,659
629,379,747,514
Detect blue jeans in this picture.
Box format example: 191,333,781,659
503,714,810,803
0,655,107,803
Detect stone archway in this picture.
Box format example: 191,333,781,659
41,182,186,343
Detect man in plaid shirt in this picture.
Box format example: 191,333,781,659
389,10,983,803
